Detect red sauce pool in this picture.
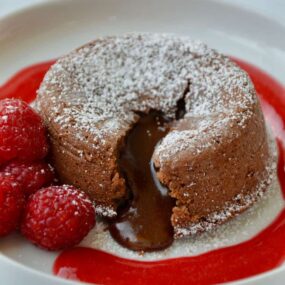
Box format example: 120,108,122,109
0,61,56,103
1,58,285,285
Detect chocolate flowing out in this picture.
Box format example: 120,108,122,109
109,112,175,252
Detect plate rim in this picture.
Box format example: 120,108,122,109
0,1,285,284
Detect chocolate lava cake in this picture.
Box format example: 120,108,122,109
36,33,275,239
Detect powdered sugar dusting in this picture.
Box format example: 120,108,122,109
36,33,255,147
95,205,116,218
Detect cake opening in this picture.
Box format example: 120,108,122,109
109,111,175,252
175,80,189,120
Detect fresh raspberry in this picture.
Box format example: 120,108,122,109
21,185,95,250
0,174,25,236
0,99,48,164
1,161,55,196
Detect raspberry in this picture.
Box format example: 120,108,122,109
21,185,95,250
0,174,25,236
0,99,48,164
1,161,55,196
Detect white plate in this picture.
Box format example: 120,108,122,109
1,0,285,284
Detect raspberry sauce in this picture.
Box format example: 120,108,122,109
1,58,285,284
0,61,56,103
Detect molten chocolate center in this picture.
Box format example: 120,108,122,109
109,112,174,252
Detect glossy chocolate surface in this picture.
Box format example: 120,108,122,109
109,112,174,252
